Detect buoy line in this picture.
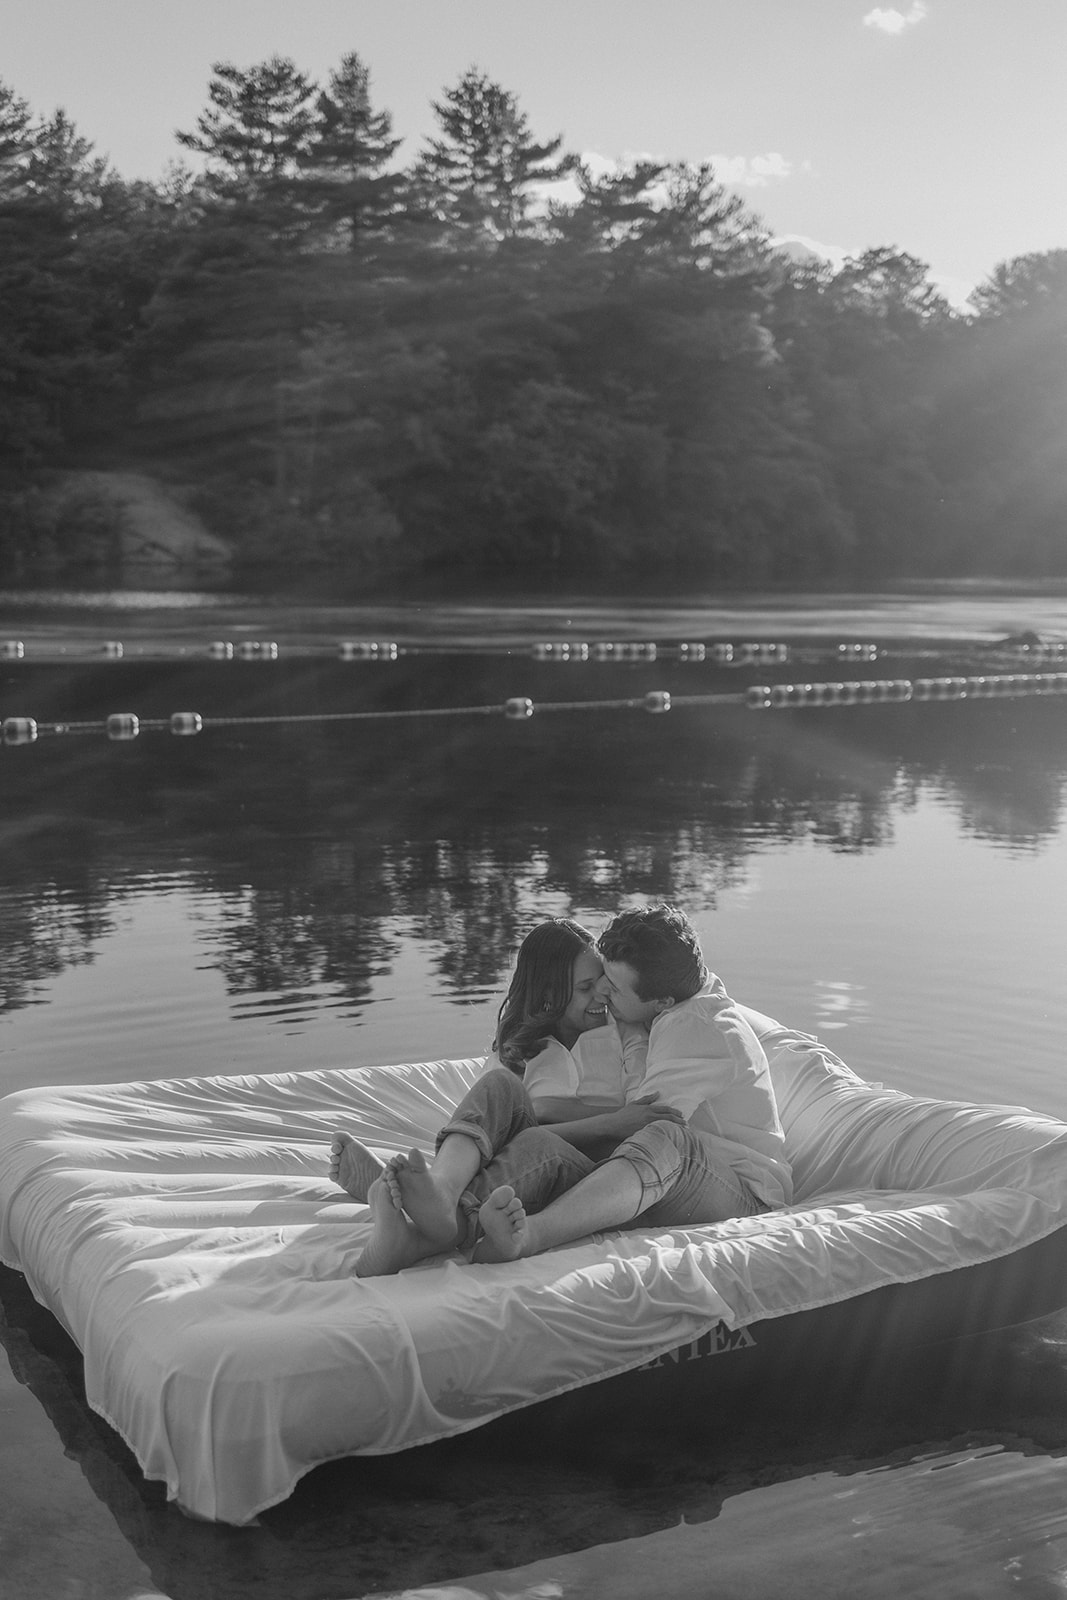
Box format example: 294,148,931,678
4,636,1067,668
4,672,1066,746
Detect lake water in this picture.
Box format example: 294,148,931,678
1,587,1066,1600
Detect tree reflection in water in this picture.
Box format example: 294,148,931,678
1,654,1065,1015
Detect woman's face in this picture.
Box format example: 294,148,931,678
556,947,608,1045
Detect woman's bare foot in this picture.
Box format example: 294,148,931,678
473,1185,531,1262
355,1178,440,1278
390,1148,462,1249
329,1132,384,1200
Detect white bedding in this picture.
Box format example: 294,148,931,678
1,1034,1065,1524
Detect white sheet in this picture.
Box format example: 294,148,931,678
1,1040,1064,1524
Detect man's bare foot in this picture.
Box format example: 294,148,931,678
355,1178,440,1278
330,1132,384,1200
472,1185,531,1263
390,1148,462,1248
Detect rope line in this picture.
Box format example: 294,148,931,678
201,703,504,726
4,673,1066,746
4,636,1067,668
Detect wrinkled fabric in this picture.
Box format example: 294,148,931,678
640,978,792,1206
1,1041,1065,1525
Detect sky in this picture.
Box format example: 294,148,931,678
4,0,1066,307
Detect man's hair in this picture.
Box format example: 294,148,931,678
597,904,707,1002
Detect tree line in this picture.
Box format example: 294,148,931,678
2,54,1065,591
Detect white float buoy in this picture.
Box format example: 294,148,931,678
338,641,398,660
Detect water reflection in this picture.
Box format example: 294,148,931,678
812,978,870,1030
2,658,1066,1020
0,881,115,1012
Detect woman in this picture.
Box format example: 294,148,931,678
493,916,611,1070
488,917,650,1143
329,918,682,1273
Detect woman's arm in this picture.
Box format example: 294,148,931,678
530,1094,685,1153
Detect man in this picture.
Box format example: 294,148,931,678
354,903,792,1273
475,903,792,1261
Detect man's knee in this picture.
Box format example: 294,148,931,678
625,1118,691,1162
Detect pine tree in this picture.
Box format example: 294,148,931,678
298,52,405,250
414,68,573,240
0,87,127,468
554,157,666,258
176,57,318,199
23,107,109,209
0,81,32,199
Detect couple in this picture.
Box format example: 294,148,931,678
330,904,793,1276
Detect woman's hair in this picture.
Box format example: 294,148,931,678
493,918,595,1074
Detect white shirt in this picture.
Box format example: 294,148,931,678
489,1017,648,1108
638,975,793,1206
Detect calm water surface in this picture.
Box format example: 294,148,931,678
1,589,1066,1599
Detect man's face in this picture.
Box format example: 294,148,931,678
595,958,665,1027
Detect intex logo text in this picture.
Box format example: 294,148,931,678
639,1320,756,1369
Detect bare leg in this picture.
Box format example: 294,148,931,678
388,1134,483,1248
330,1132,384,1200
476,1158,646,1262
355,1178,444,1278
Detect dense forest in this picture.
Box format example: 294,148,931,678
2,53,1065,592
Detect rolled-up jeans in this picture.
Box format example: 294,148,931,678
609,1121,766,1227
438,1069,763,1248
437,1068,595,1249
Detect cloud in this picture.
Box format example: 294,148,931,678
577,150,794,191
712,152,793,188
863,2,928,35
